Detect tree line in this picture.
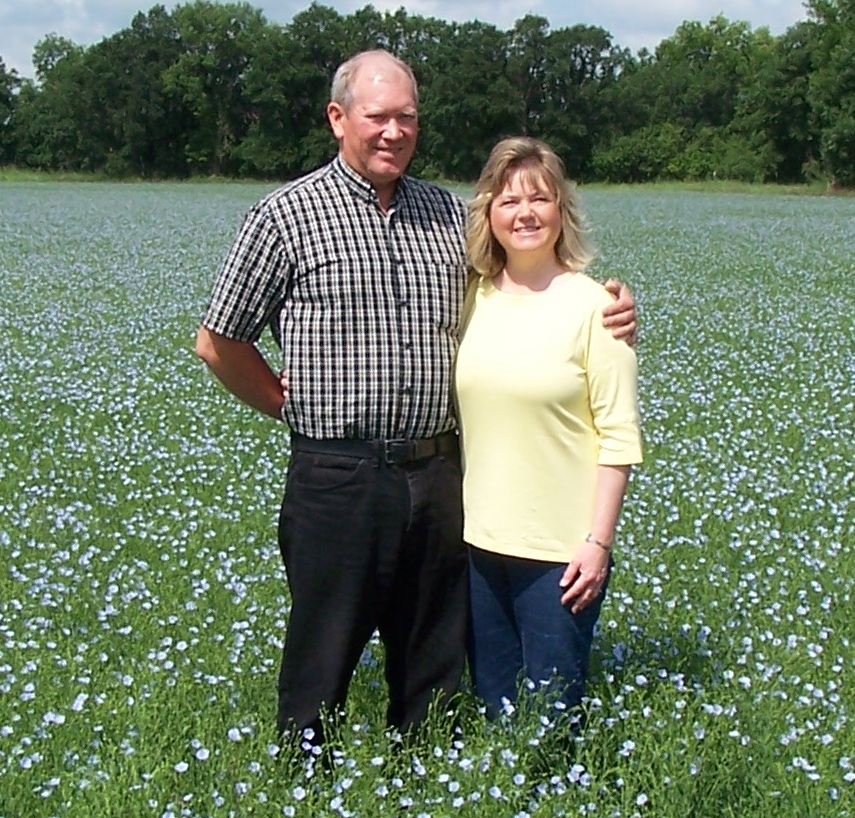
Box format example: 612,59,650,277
1,0,853,186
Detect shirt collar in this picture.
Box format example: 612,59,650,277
332,154,410,210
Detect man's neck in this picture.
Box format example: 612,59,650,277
337,153,400,212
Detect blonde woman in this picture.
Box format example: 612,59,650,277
456,137,643,718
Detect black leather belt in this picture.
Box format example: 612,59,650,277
290,431,458,466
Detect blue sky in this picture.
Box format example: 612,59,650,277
1,0,810,80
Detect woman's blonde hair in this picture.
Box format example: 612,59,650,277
466,136,594,278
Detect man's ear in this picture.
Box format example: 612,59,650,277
327,101,345,139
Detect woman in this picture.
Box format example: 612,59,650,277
455,136,642,719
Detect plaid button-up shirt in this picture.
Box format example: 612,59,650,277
203,156,468,440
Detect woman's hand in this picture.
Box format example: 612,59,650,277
559,541,610,613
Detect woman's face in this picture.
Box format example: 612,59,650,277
488,168,561,259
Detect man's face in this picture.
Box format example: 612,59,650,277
328,59,418,195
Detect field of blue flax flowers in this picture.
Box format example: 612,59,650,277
0,180,852,818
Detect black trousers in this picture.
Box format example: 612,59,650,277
276,437,468,740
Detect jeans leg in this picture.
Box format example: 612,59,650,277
513,559,610,712
467,546,524,719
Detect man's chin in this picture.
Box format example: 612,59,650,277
371,163,407,184
376,151,413,171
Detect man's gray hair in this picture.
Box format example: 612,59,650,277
330,50,419,110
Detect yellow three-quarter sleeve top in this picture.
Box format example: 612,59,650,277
454,273,643,563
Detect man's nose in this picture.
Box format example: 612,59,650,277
384,118,403,139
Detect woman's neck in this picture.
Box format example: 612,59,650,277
496,252,572,294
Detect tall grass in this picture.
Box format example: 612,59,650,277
0,181,852,817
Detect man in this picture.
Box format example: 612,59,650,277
195,50,637,742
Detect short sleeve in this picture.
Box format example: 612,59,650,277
585,289,643,466
201,203,292,344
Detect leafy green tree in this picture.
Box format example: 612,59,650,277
286,2,356,78
17,31,152,173
592,51,653,148
163,0,269,175
417,20,520,179
591,123,687,182
731,21,820,182
13,41,93,170
0,58,21,163
537,24,628,178
671,126,777,181
377,5,444,61
2,2,840,185
651,16,767,131
816,117,855,185
505,15,550,133
234,20,332,177
806,0,855,185
32,34,82,83
593,16,784,181
14,7,198,176
90,5,194,177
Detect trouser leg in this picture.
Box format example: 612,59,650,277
276,447,467,740
378,451,468,731
467,546,524,718
276,451,387,739
468,550,610,717
514,558,610,711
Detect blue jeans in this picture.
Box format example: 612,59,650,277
467,546,610,719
